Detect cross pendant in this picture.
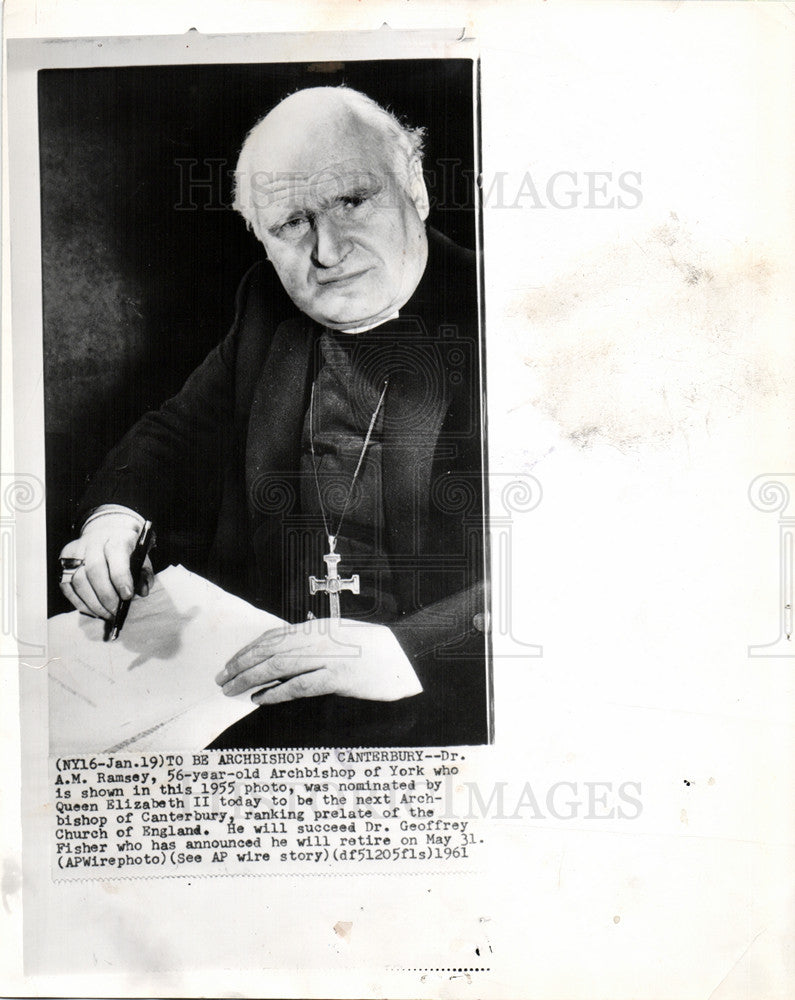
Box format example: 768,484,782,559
308,536,360,619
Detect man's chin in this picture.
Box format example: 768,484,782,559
307,301,395,332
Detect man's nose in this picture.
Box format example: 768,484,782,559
311,215,351,268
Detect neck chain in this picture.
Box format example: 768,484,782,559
307,376,389,618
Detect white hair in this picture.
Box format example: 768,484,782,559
232,86,426,238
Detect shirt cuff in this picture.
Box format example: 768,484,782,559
80,504,146,535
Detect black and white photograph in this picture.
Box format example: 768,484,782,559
41,58,490,752
3,4,794,997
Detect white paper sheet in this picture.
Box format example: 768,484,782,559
4,8,793,998
47,565,285,753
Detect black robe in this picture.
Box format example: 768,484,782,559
78,229,490,747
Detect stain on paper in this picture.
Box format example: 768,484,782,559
520,217,780,452
2,858,22,913
333,920,353,941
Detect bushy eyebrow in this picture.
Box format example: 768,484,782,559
263,178,383,234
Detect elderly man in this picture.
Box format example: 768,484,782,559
58,86,487,748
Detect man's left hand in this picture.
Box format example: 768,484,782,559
216,619,423,705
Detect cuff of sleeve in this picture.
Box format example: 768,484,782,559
79,504,147,535
390,583,487,662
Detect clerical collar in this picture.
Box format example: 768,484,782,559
336,310,400,335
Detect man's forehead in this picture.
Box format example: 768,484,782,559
249,103,387,176
251,161,393,222
241,95,407,226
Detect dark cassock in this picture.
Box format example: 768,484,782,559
76,228,489,748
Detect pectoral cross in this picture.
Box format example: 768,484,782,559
308,536,360,619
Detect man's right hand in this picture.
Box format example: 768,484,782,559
59,510,154,619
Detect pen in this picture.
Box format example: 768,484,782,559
105,520,154,642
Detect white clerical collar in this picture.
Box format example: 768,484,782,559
336,310,400,335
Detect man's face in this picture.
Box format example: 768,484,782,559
249,112,429,331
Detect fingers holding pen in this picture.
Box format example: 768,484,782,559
58,513,155,619
59,569,102,618
104,539,136,602
59,539,113,618
83,551,127,617
68,565,113,618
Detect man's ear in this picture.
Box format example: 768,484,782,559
406,155,430,221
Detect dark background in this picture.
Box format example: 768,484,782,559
40,59,478,614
